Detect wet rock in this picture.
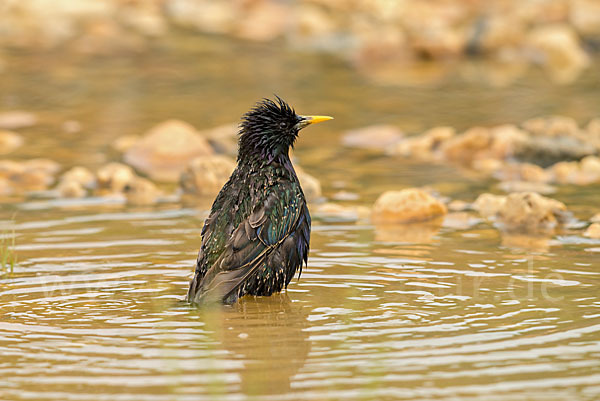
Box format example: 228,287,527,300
235,1,288,42
295,3,336,40
400,1,468,58
442,212,482,230
201,123,239,156
497,181,557,195
549,156,600,185
447,199,470,212
473,193,506,219
418,125,455,146
180,155,236,196
166,0,236,35
119,3,167,37
60,166,95,189
296,167,322,202
25,158,61,176
0,159,59,192
52,162,164,205
0,160,22,179
515,124,596,166
474,15,526,54
518,163,551,182
390,126,454,158
584,223,600,239
124,119,214,182
94,162,163,205
124,177,162,206
0,177,11,196
471,158,504,175
440,127,492,165
522,115,580,138
312,203,370,222
398,119,599,171
569,0,600,37
0,130,24,154
586,118,600,139
0,111,37,129
440,125,528,166
525,24,589,83
475,191,570,234
1,0,598,78
331,191,359,201
487,125,531,160
372,188,447,224
353,25,410,74
476,191,571,234
495,162,551,183
0,2,75,48
410,26,466,59
96,162,136,193
111,135,141,153
61,120,82,134
550,161,580,184
515,116,598,166
343,125,404,151
56,179,87,198
55,166,95,198
74,18,146,55
526,0,570,24
497,192,569,234
581,155,600,177
585,119,600,153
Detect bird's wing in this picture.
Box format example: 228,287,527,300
189,182,305,304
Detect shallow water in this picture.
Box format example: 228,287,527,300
1,37,600,400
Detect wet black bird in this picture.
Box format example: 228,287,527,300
187,97,333,304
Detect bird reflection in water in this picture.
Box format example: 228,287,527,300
200,293,310,396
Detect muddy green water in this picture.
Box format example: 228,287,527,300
1,37,600,400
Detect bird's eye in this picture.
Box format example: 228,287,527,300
279,122,286,129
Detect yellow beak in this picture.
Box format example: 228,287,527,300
302,115,334,124
297,115,334,130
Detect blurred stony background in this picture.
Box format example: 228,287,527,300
2,0,600,246
1,0,599,83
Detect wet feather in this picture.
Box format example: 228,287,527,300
187,97,314,305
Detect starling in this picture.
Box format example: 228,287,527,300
187,96,333,304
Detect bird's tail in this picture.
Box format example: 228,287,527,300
187,254,267,305
186,273,200,303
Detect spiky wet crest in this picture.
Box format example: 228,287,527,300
238,96,303,163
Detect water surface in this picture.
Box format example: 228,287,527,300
1,37,599,400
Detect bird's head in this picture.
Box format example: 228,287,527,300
238,96,333,162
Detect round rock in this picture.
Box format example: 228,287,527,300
372,188,447,224
497,192,569,234
0,130,24,154
124,120,214,182
343,125,404,151
295,167,322,202
180,155,236,196
584,223,600,239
